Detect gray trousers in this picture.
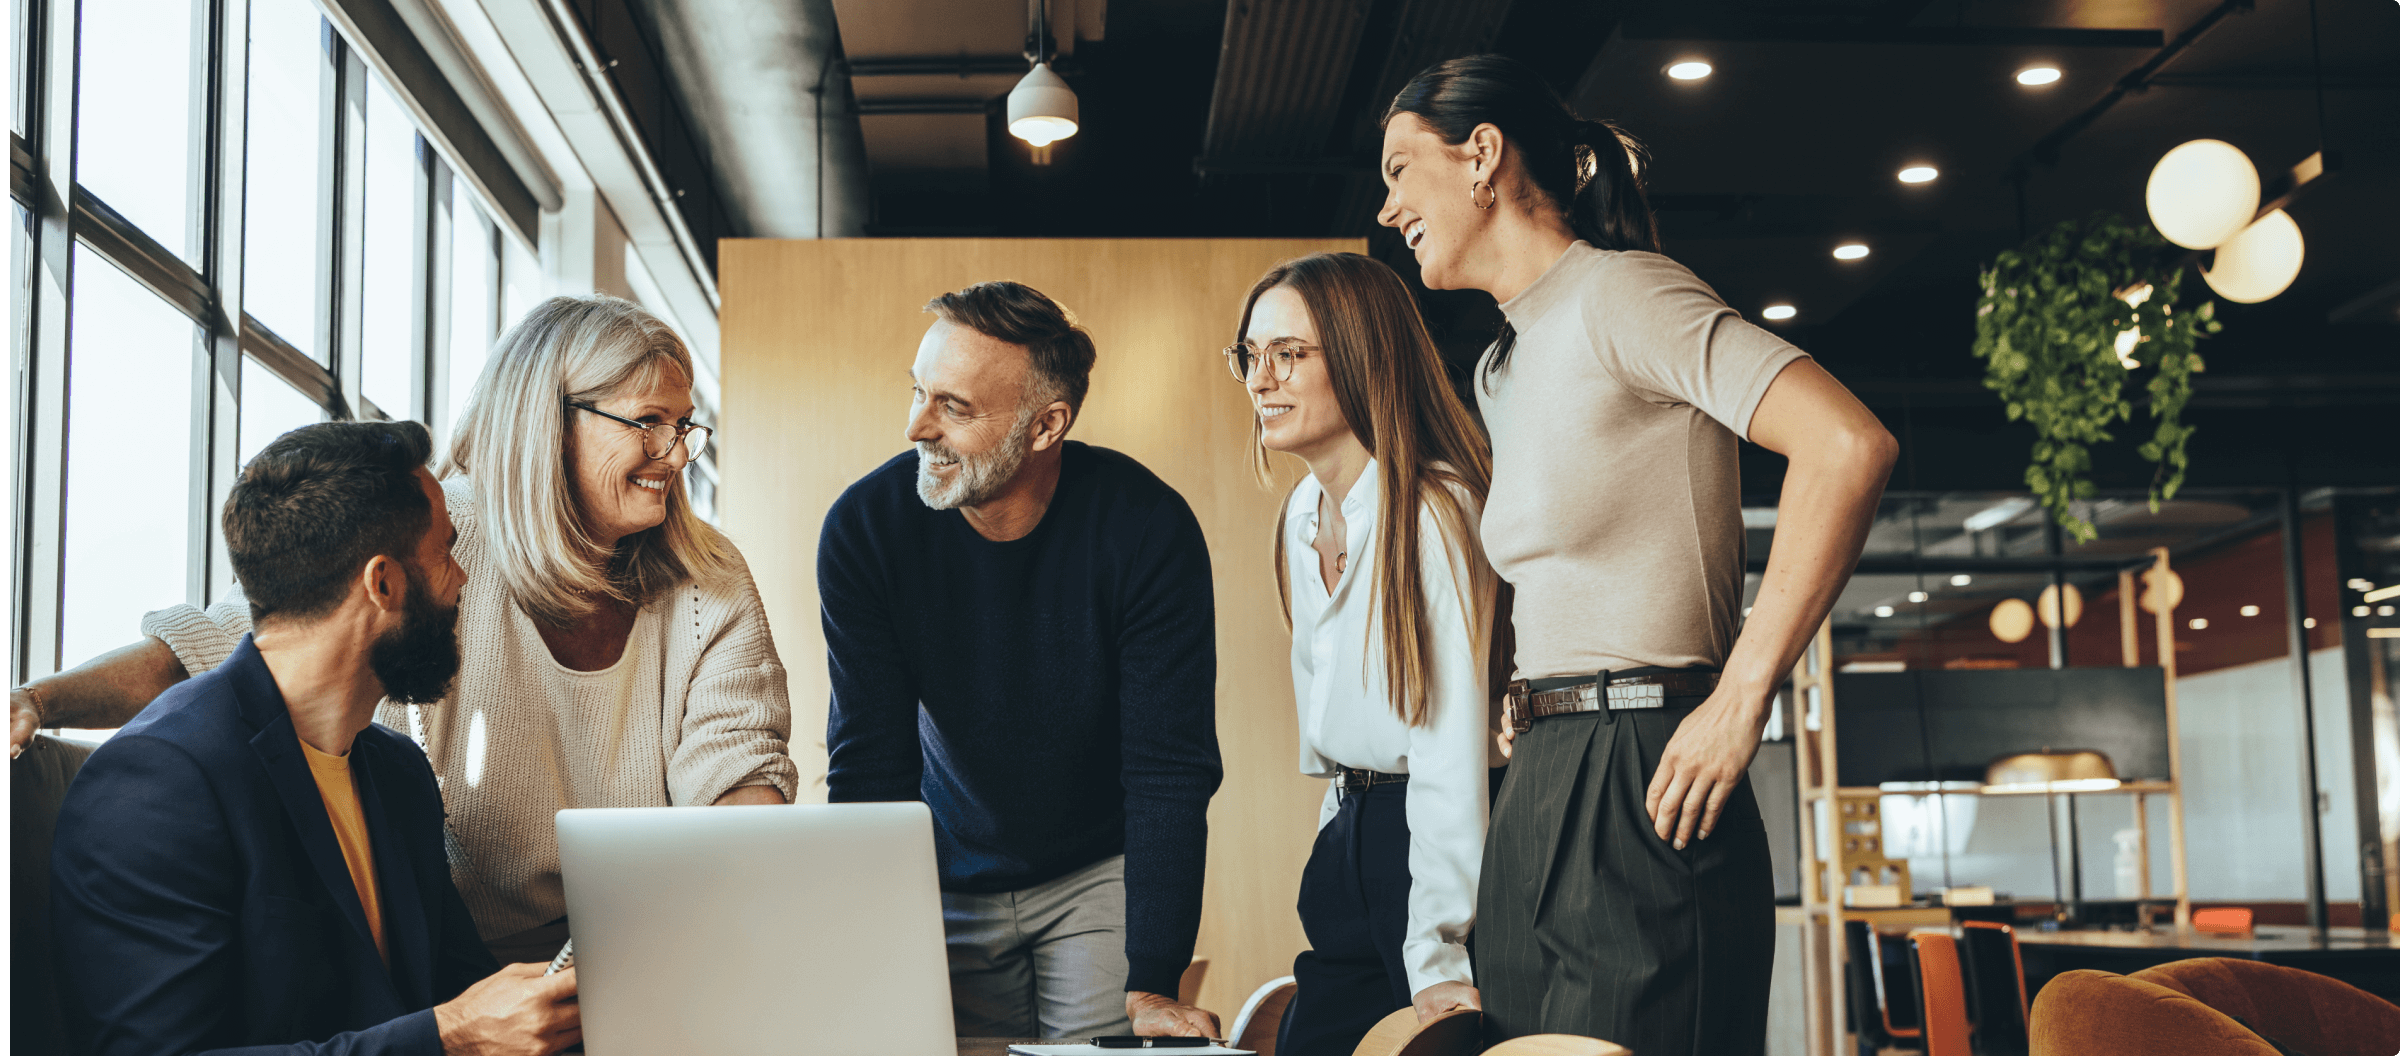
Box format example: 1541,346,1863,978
943,854,1135,1038
1476,701,1776,1056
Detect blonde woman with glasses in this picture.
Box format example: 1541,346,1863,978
10,295,797,965
1231,253,1503,1056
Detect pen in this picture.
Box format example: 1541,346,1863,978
1089,1038,1227,1048
544,939,575,977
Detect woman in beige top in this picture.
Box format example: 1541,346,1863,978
11,295,797,963
1373,56,1896,1056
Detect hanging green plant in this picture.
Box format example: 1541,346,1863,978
1972,211,2219,542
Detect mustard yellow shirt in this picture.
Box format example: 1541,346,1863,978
299,738,388,963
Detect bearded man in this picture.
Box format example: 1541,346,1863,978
818,281,1223,1039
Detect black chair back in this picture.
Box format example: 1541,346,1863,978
1958,920,2029,1056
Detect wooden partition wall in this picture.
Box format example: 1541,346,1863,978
719,237,1363,1018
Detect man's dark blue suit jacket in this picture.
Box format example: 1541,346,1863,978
50,636,497,1056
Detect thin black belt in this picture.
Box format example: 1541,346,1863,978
1335,767,1407,797
1503,668,1720,734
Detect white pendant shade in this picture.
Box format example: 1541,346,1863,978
2202,209,2305,303
1007,63,1079,147
2146,139,2259,250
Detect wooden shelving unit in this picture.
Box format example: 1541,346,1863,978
1789,547,2193,1056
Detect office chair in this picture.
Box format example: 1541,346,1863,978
1911,930,1975,1056
1229,977,1297,1056
1959,920,2030,1055
1846,919,1921,1050
1481,1035,1633,1056
1351,1007,1481,1056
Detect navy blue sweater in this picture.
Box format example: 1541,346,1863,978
819,441,1222,998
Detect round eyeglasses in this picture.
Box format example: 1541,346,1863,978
1223,340,1320,384
568,401,713,461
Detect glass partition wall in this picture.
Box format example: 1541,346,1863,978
11,0,525,690
1748,488,2398,930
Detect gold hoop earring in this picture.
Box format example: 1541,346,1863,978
1470,180,1497,210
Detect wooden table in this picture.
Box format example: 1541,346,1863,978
958,1040,1044,1056
2015,925,2400,1003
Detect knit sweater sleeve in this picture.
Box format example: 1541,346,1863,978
140,593,252,677
819,485,924,804
1115,492,1222,997
665,543,800,806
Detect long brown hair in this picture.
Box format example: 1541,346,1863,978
1239,253,1500,727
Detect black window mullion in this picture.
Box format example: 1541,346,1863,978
409,133,440,427
309,17,339,375
330,39,364,419
197,0,246,603
12,0,75,680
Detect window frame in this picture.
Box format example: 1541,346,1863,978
9,0,518,682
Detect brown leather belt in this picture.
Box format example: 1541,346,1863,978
1335,767,1408,797
1503,669,1720,734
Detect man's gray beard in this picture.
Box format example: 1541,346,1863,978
915,409,1036,510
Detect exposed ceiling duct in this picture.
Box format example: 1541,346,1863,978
627,0,870,238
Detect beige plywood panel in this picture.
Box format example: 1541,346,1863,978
720,236,1364,1021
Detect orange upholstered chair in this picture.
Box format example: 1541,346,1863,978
2029,960,2400,1056
2132,958,2400,1056
1909,931,1973,1056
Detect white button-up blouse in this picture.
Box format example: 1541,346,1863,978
1284,460,1501,995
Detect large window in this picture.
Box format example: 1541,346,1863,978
12,0,522,686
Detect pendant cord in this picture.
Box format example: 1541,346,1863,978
2307,0,2327,156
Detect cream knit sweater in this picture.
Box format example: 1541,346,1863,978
141,477,798,940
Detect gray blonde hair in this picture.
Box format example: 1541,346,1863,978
439,294,733,625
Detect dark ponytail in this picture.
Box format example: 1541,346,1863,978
1383,54,1659,386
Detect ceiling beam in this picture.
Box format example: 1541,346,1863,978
846,55,1038,77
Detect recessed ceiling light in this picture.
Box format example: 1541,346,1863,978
1898,166,1939,184
1762,304,1797,321
2017,65,2062,86
1833,243,1870,260
2240,604,2260,617
2189,617,2209,630
1951,574,1973,586
1666,60,1713,81
1909,591,1929,603
1875,605,1895,618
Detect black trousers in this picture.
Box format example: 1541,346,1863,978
1278,781,1413,1056
1476,699,1776,1056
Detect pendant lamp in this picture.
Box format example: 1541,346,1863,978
2203,209,2305,304
1007,62,1079,148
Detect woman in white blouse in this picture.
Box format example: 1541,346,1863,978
1228,252,1503,1056
9,295,797,965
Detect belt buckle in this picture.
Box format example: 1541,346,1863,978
1504,679,1531,735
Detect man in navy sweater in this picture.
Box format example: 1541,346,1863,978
50,421,580,1055
821,281,1224,1038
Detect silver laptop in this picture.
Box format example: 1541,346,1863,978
556,802,957,1055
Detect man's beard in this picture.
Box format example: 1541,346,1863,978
915,407,1036,511
369,564,462,705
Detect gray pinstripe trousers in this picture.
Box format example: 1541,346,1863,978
1475,700,1775,1056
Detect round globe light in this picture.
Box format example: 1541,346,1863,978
1006,63,1079,148
2037,582,2084,629
2016,65,2061,86
1833,243,1870,260
1898,165,1939,184
2202,208,2304,303
1666,60,1713,81
1989,598,2036,644
2146,139,2259,249
1761,304,1797,321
